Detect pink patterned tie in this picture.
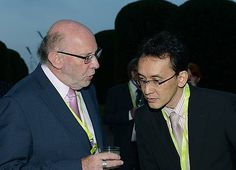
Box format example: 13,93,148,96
169,111,183,150
67,88,81,119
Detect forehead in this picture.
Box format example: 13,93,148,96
138,56,173,77
61,27,97,54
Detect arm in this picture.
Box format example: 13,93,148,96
0,97,123,170
0,97,82,169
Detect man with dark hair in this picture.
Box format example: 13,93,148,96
135,31,236,170
104,57,141,170
0,19,123,170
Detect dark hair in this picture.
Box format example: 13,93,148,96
127,57,138,79
37,32,63,63
138,31,189,74
188,62,201,78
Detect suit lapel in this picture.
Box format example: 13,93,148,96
33,66,91,149
188,87,208,168
151,108,180,168
81,87,103,149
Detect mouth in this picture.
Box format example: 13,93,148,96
146,97,158,103
87,74,94,80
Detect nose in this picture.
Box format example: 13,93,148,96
90,56,100,69
142,83,154,96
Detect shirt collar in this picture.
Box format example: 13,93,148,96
41,64,69,99
163,90,185,118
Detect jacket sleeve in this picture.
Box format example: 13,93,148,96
0,97,83,170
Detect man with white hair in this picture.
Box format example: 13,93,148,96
0,19,123,170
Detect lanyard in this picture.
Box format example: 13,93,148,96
162,84,190,170
128,82,137,107
65,92,97,154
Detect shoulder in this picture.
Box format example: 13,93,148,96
190,86,236,109
191,86,236,100
4,66,52,104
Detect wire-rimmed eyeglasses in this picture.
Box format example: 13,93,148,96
136,73,176,88
57,47,102,64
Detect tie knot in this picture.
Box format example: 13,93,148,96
67,88,76,98
66,88,80,118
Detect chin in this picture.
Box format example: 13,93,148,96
148,102,162,109
75,80,91,90
83,81,91,87
74,83,88,90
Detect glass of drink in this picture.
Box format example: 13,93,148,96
102,146,120,155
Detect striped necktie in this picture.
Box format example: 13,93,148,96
169,111,183,150
67,88,81,119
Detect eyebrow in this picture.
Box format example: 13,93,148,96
138,73,162,79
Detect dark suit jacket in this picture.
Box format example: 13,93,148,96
104,83,140,170
135,86,236,170
0,80,11,97
0,65,104,169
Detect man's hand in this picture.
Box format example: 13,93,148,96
81,152,123,170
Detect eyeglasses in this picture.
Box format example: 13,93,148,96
57,47,102,64
136,74,176,88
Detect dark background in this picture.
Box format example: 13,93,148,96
93,0,236,105
1,0,236,103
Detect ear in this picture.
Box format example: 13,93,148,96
177,71,189,88
48,52,64,69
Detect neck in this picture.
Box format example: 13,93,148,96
166,87,184,109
